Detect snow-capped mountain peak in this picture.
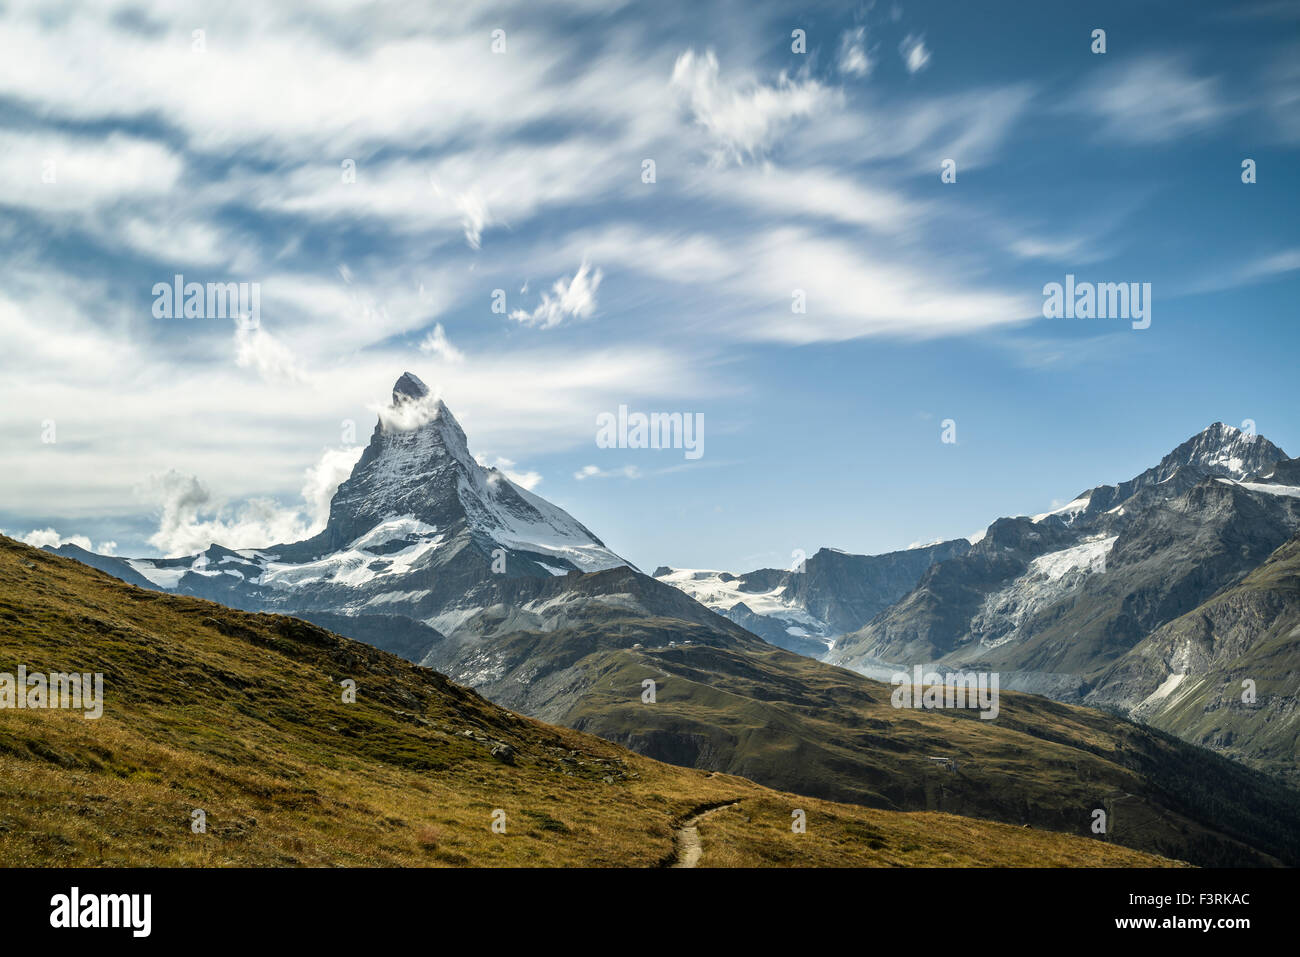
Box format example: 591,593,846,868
1026,422,1289,531
304,374,626,573
81,373,630,623
374,374,473,469
1153,422,1284,483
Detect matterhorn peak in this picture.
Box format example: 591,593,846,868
292,372,627,570
378,373,463,445
392,371,430,404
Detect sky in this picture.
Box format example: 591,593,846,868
0,0,1297,573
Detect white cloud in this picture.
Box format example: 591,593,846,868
0,4,573,159
234,318,309,383
478,456,543,490
419,323,465,363
505,469,542,490
143,443,362,556
1067,56,1228,142
562,226,738,284
120,216,233,268
1241,247,1300,279
454,189,489,249
0,129,183,212
670,48,837,164
15,528,117,555
838,28,873,77
900,35,930,74
1265,46,1300,142
1189,246,1300,294
375,387,447,434
707,165,926,235
278,138,633,246
1007,235,1090,261
731,227,1035,343
549,223,1035,344
508,261,604,329
301,447,366,527
792,84,1034,172
574,464,642,480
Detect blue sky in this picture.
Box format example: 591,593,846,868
0,0,1297,572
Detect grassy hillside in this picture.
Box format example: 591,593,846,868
0,536,1168,868
457,620,1300,867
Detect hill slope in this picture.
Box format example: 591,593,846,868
0,536,1168,868
419,603,1300,867
1086,533,1300,783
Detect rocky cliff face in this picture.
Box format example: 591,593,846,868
1085,533,1300,783
654,539,970,655
281,372,624,571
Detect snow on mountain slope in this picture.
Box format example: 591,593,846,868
1218,479,1300,499
655,567,834,645
91,375,629,621
966,535,1116,650
1149,422,1281,483
1031,494,1092,524
457,456,627,573
1033,423,1288,531
124,560,189,589
309,373,627,572
259,519,446,589
157,376,623,581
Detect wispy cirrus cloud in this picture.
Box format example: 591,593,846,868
1064,55,1229,142
670,48,838,165
574,464,642,481
838,28,873,77
899,34,931,74
419,323,465,363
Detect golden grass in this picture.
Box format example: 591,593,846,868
0,536,1179,867
696,796,1181,867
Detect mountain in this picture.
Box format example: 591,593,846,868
7,535,1176,867
281,373,626,571
62,374,645,661
48,373,758,678
825,426,1300,778
1085,532,1300,784
41,389,1300,865
830,424,1296,673
39,542,160,590
1038,421,1288,528
656,424,1287,662
655,539,971,656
